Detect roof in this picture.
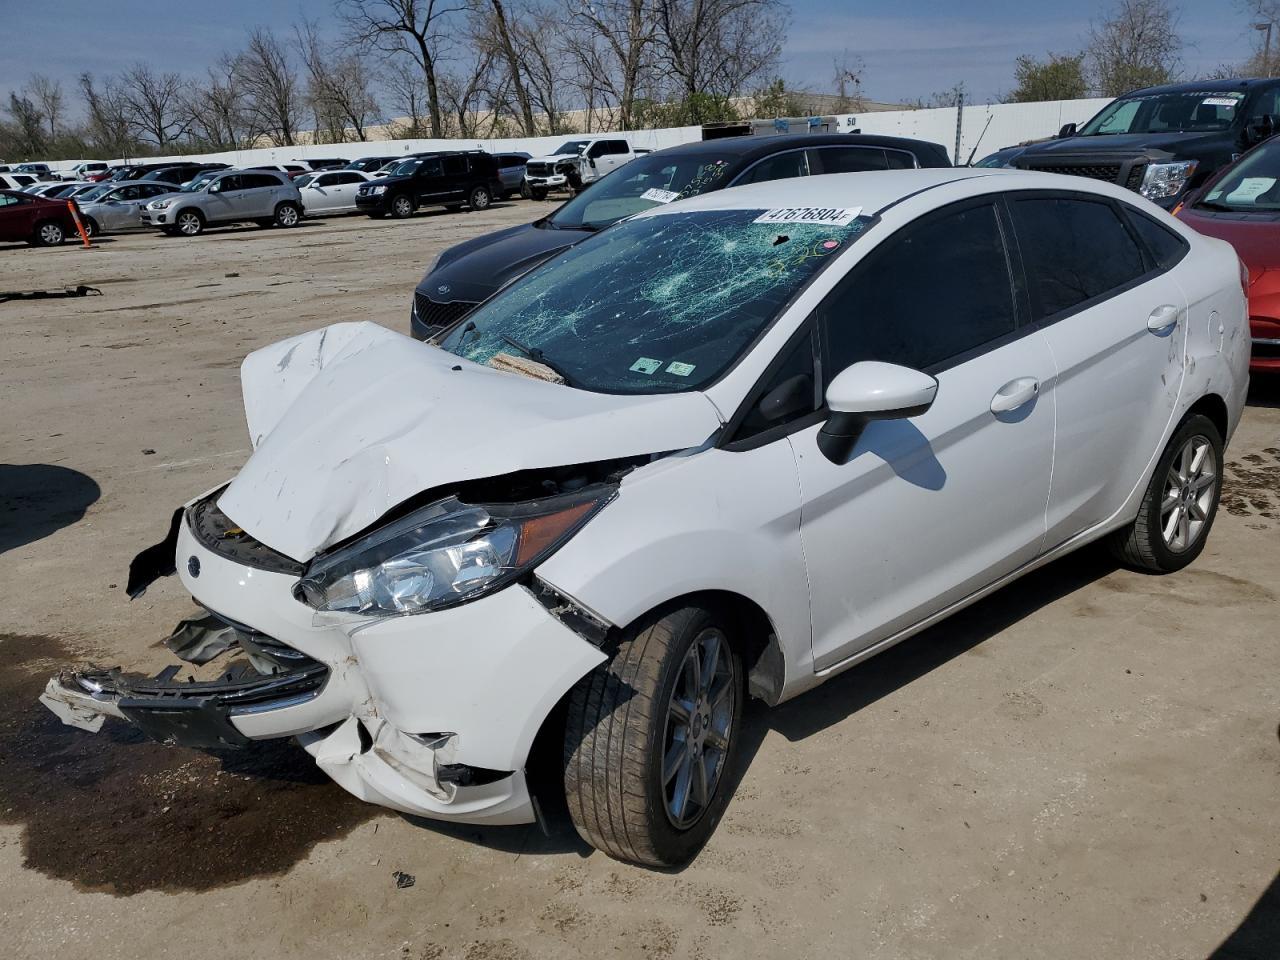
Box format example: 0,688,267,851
654,132,949,163
1124,77,1280,97
634,167,1141,221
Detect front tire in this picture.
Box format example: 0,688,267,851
274,202,301,227
81,217,98,238
1108,413,1224,572
389,194,414,219
563,603,742,867
175,209,204,236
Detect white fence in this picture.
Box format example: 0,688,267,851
49,97,1112,174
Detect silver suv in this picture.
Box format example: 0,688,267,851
142,170,303,237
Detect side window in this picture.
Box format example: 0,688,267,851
118,185,141,200
1123,208,1189,271
736,330,818,439
337,173,363,185
316,173,339,186
587,142,607,158
736,150,809,185
418,158,443,177
822,202,1017,375
884,150,916,170
606,140,629,155
1010,196,1147,320
218,175,242,191
442,156,466,176
1246,87,1280,121
0,194,19,207
815,147,888,173
240,174,274,189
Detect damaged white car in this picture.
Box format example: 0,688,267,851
41,170,1249,867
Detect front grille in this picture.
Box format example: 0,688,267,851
188,490,304,575
1025,162,1123,184
1124,163,1147,190
526,161,554,177
414,293,476,334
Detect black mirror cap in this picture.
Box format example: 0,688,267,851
816,398,937,465
1057,122,1077,139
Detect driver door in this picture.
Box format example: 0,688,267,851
788,199,1056,670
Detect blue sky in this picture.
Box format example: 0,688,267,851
0,0,1260,110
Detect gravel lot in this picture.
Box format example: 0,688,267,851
1,201,1277,960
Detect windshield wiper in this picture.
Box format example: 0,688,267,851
498,333,579,386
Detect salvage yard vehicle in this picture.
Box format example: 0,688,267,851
1176,132,1280,373
296,169,373,216
142,169,303,236
41,169,1248,867
355,150,503,219
522,138,633,199
494,151,531,199
0,188,80,245
411,133,951,339
76,181,180,236
1015,77,1280,208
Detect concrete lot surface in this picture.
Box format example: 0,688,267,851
1,203,1277,960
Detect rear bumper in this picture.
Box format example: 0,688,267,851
39,498,608,825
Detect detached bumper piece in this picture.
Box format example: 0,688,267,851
40,614,328,749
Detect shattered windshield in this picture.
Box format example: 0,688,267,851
549,154,736,230
1080,91,1245,135
438,207,871,394
1200,138,1280,212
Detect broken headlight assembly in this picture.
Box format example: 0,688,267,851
294,489,611,616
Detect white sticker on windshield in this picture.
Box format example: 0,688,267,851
1224,177,1276,204
753,206,862,226
629,357,662,375
641,187,680,204
1202,96,1239,107
666,361,696,377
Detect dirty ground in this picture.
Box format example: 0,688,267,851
1,205,1277,959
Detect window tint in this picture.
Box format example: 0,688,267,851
420,157,443,177
336,172,363,184
736,150,809,185
215,175,242,191
0,194,20,206
815,147,888,173
822,202,1016,374
316,173,339,186
241,174,279,189
1247,87,1280,121
1010,196,1147,319
737,330,818,438
605,140,629,155
885,149,915,170
442,155,466,176
1124,209,1188,271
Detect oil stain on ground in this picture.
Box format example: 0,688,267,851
1222,446,1280,521
0,633,378,895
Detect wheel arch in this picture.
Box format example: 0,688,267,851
1184,392,1228,441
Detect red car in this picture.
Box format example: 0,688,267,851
1176,136,1280,373
0,189,80,246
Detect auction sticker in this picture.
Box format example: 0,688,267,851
641,187,680,204
666,361,696,377
629,357,662,374
1225,177,1276,204
754,207,862,225
1201,96,1240,107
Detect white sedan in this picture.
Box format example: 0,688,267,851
41,170,1248,867
296,169,372,216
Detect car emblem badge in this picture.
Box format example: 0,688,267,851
437,284,450,295
187,556,201,578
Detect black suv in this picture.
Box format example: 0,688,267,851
409,132,950,339
355,151,503,219
1014,77,1280,208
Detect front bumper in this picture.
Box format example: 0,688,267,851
525,174,568,189
355,193,390,213
142,208,173,225
40,500,608,825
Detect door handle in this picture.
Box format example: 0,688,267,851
1147,304,1180,333
990,377,1040,414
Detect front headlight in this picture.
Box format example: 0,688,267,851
294,490,611,616
371,184,388,195
151,198,174,209
1140,161,1197,201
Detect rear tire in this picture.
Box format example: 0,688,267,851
468,185,491,211
32,220,65,246
81,217,98,238
1107,413,1224,573
389,194,414,219
563,603,743,867
520,181,532,200
274,202,301,227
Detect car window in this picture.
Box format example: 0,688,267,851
736,329,819,438
1246,87,1280,121
438,207,873,394
117,185,141,200
141,184,169,197
1123,209,1189,271
736,150,810,185
606,140,629,155
336,172,363,185
821,202,1017,375
241,174,280,189
315,173,339,186
419,158,443,177
885,150,916,170
0,193,22,207
550,153,735,229
214,175,242,192
813,147,889,173
1009,196,1148,320
442,156,466,176
1200,137,1280,211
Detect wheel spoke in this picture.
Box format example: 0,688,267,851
1177,443,1193,483
683,645,701,698
1189,442,1208,479
705,725,730,751
700,634,721,696
1178,509,1190,549
1189,499,1207,522
708,675,733,711
1192,471,1216,493
1161,489,1180,515
691,750,709,809
669,697,693,726
663,739,687,785
672,754,693,820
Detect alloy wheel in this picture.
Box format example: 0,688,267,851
178,212,201,236
277,204,299,226
1161,434,1217,552
661,628,737,829
393,196,412,218
39,223,63,245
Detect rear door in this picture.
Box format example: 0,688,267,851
1006,191,1188,543
441,155,468,201
238,173,279,217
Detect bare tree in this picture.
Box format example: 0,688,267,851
512,6,572,134
1239,1,1279,76
341,0,467,138
80,73,135,157
118,64,190,148
831,51,867,112
472,0,537,134
5,92,46,156
384,59,430,136
183,57,253,150
569,0,657,130
28,75,65,140
296,22,382,143
1088,0,1182,96
235,28,303,146
440,44,504,137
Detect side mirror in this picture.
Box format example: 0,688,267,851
818,362,938,464
1057,122,1077,139
1245,113,1277,145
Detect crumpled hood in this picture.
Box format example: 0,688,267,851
218,322,724,562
